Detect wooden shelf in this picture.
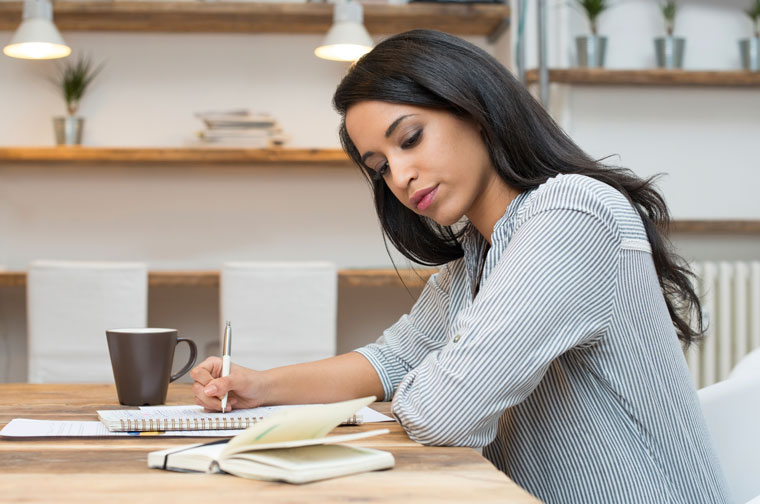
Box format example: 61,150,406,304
0,147,351,165
524,68,760,87
0,1,510,38
339,268,435,288
0,268,437,288
669,220,760,234
2,220,758,288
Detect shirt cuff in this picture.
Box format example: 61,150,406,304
354,346,396,401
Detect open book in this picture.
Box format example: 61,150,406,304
148,396,394,483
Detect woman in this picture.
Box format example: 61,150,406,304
192,30,730,503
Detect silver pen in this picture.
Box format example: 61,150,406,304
220,321,232,413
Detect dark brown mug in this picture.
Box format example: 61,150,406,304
106,328,197,406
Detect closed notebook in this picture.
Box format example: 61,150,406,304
148,396,394,483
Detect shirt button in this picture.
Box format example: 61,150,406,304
452,334,461,343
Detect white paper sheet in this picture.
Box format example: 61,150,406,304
0,406,392,438
1,401,393,439
0,418,244,438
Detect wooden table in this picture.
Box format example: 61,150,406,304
0,384,539,503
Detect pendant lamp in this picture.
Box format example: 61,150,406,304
3,0,71,60
315,0,373,62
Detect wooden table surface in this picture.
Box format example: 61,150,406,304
0,384,540,504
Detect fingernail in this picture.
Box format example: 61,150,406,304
204,385,217,395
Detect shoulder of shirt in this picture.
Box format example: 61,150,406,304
513,173,649,243
433,256,465,293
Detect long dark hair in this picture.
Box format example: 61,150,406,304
333,29,702,346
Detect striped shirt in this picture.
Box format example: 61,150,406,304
355,174,731,503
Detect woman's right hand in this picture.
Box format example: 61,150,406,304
190,356,267,412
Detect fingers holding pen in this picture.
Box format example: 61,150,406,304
192,380,231,412
191,359,263,412
189,356,222,386
191,356,227,411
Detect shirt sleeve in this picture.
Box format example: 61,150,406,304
354,262,457,401
391,208,621,446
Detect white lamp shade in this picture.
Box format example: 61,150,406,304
3,0,71,60
315,0,373,62
315,21,373,62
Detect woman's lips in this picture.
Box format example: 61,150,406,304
411,185,439,211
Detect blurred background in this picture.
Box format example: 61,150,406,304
0,0,758,385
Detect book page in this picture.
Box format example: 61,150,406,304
232,444,387,471
218,443,395,483
222,396,375,457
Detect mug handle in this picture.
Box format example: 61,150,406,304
170,338,198,382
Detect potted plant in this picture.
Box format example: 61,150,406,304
655,1,685,69
740,0,760,71
51,55,104,145
574,0,610,68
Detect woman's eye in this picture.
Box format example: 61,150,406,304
401,130,422,149
376,161,389,177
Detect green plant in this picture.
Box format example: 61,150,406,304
574,0,610,35
661,1,677,36
52,55,104,116
747,0,760,37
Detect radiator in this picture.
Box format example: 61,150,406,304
685,261,760,388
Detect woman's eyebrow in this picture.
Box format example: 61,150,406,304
385,114,417,138
359,114,419,165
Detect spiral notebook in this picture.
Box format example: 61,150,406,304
97,403,388,433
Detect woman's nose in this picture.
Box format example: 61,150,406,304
388,157,418,189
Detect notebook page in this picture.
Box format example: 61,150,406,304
139,404,393,423
222,396,375,456
97,406,265,431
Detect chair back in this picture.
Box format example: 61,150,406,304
220,262,337,370
729,347,760,382
27,260,148,383
699,375,760,503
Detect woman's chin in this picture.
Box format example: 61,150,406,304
426,212,460,228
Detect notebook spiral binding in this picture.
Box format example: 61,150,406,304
118,416,263,431
345,414,360,425
117,414,362,431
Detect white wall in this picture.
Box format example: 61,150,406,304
1,2,758,382
0,32,501,271
0,34,348,148
518,0,760,220
0,29,500,382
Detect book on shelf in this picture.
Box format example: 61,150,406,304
147,396,394,484
193,137,272,148
194,110,278,130
198,128,278,139
192,134,291,148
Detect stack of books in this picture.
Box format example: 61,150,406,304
194,109,290,148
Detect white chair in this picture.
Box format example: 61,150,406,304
26,260,148,383
698,375,760,504
220,262,337,370
730,347,760,381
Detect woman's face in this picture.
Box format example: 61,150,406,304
345,101,501,228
